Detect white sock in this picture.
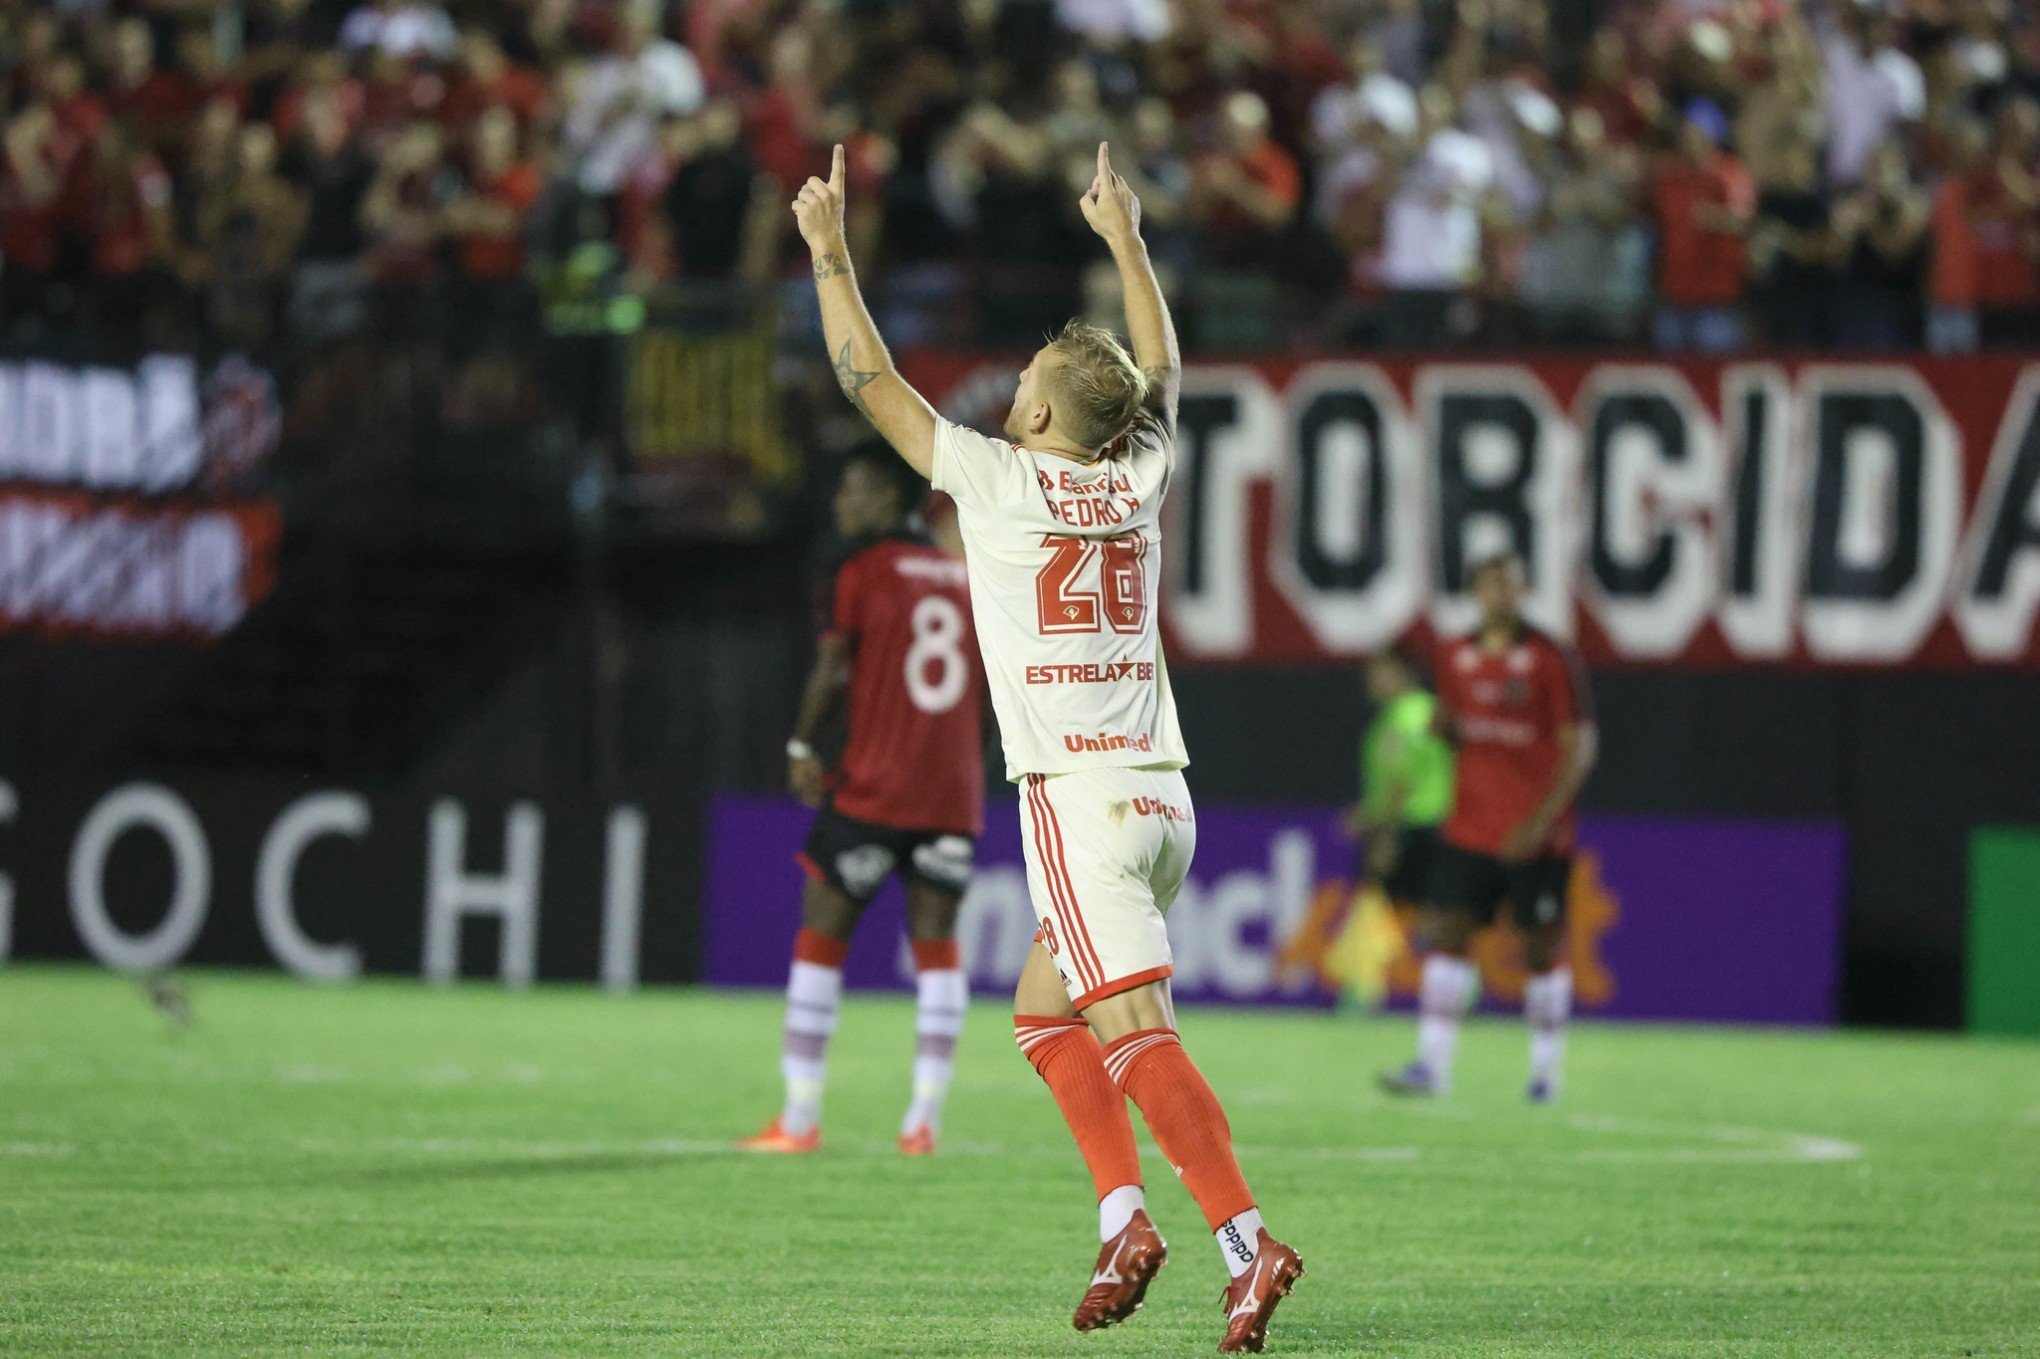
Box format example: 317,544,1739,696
1525,966,1572,1088
1099,1184,1145,1241
780,959,842,1135
1416,954,1477,1091
1216,1207,1265,1277
902,966,967,1136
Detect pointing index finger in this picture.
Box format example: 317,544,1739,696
829,142,845,193
1097,141,1111,177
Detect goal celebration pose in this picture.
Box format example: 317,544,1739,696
791,141,1305,1353
739,447,984,1156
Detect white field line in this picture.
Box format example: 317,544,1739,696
1567,1113,1863,1164
264,1127,1851,1167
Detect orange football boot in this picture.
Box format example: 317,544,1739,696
1072,1209,1167,1332
1216,1231,1305,1353
898,1126,937,1156
735,1117,821,1153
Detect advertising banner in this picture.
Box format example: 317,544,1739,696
702,795,1848,1025
899,351,2040,670
2,777,700,987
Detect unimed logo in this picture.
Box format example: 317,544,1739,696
1061,731,1155,754
941,827,1320,1001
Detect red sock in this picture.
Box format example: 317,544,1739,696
1103,1029,1256,1231
1015,1015,1143,1201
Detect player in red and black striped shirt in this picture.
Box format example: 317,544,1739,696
739,447,986,1156
1382,552,1598,1103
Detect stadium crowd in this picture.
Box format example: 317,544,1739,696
5,0,2040,354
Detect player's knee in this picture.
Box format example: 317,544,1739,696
1523,930,1562,974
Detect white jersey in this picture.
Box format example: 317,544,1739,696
931,408,1188,782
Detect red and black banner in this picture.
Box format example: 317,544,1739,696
901,351,2040,669
0,351,283,638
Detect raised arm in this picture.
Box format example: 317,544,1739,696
793,144,939,478
1079,142,1180,429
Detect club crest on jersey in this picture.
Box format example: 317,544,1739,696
1062,731,1155,754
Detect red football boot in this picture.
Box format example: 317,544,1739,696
735,1117,821,1153
898,1125,937,1156
1216,1231,1305,1353
1072,1209,1167,1332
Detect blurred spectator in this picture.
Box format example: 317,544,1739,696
1311,35,1418,159
442,30,549,130
447,105,540,283
622,100,774,284
1746,121,1835,348
1930,98,2040,351
1575,28,1662,148
1651,103,1755,353
1362,0,1428,90
360,119,451,290
745,27,822,195
0,0,2036,357
1519,108,1648,345
192,122,307,347
1186,90,1301,269
1114,96,1194,275
563,11,704,197
285,85,375,343
1832,140,1929,349
1375,86,1495,347
341,0,457,63
940,96,1061,264
1055,0,1171,46
81,118,177,325
1821,0,1925,186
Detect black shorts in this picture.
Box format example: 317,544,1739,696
1377,826,1439,905
1429,841,1572,930
798,805,976,905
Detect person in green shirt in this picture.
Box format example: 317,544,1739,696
1344,646,1454,909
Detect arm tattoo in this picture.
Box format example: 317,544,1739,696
833,339,881,419
812,253,850,281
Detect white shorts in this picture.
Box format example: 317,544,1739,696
1019,766,1196,1009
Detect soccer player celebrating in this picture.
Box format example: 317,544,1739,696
1345,646,1454,912
789,143,1303,1352
738,446,983,1156
1381,552,1597,1103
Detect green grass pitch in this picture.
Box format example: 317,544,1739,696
2,965,2035,1358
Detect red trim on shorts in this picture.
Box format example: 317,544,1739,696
795,852,826,884
1025,775,1103,995
793,927,851,968
1073,965,1174,1012
1030,774,1108,990
910,937,960,972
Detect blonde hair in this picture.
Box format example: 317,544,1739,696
1047,319,1149,452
